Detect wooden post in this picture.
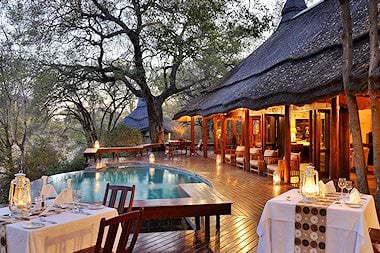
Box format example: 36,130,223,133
330,97,339,178
339,107,350,178
190,117,195,156
243,109,250,171
202,117,208,158
284,105,291,183
213,116,218,154
221,115,226,163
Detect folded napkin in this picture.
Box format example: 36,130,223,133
40,176,58,199
348,188,361,204
318,180,336,194
40,179,73,216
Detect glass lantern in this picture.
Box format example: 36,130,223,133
300,164,319,202
149,153,155,163
273,171,281,185
9,172,32,217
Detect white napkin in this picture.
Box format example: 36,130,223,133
348,188,361,204
318,180,336,194
40,179,73,216
40,176,58,199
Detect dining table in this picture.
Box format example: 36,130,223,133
0,204,118,253
257,189,380,253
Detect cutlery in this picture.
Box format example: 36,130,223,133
39,217,57,224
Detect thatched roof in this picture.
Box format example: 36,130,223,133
174,0,378,120
122,98,174,133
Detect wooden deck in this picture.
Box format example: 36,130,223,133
125,154,294,252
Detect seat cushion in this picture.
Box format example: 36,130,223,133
267,164,278,171
236,157,245,163
225,154,235,160
250,160,259,167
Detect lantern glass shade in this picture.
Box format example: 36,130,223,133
149,153,155,163
9,173,32,216
300,164,319,201
273,171,281,185
94,140,100,149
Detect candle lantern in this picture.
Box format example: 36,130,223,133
300,164,319,201
149,153,155,163
273,171,281,185
9,172,32,216
94,140,100,149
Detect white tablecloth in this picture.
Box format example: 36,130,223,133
0,206,118,253
257,189,380,253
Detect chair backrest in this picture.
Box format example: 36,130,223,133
250,147,262,155
103,183,135,214
263,149,278,157
95,209,144,253
235,146,245,157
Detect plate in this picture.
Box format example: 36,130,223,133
87,204,104,210
345,202,363,208
22,222,45,229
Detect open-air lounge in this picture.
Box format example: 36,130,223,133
2,0,380,253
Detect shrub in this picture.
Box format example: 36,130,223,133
101,125,142,147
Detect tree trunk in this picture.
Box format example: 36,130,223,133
146,97,165,143
339,0,369,193
368,0,380,213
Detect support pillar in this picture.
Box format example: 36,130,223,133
221,115,226,163
190,117,195,155
243,109,250,171
284,105,291,183
330,97,339,178
213,116,218,154
202,117,208,158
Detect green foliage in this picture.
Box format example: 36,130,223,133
24,139,62,180
101,125,143,147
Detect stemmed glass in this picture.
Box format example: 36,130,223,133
345,180,353,196
338,178,346,199
73,190,82,213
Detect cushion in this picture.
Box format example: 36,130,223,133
264,149,278,157
236,157,245,163
250,160,259,167
250,147,261,155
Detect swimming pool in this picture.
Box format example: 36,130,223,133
43,164,208,203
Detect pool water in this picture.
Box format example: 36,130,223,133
46,164,206,203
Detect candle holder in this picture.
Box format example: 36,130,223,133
9,172,32,217
300,164,319,202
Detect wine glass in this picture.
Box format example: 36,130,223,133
345,180,353,196
338,178,346,199
73,190,82,213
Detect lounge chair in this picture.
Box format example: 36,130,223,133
235,146,246,169
249,147,263,174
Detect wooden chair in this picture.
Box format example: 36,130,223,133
249,147,263,174
165,142,174,159
264,149,280,176
103,183,135,214
225,149,237,165
74,209,144,253
235,146,246,169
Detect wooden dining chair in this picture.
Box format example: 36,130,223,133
74,208,144,253
103,183,135,214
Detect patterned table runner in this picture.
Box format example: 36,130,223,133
294,197,336,253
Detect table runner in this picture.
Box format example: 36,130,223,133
294,196,338,253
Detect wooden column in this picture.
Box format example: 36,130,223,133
202,117,208,158
190,117,195,155
213,116,218,154
221,115,226,163
339,107,350,178
329,97,339,178
243,109,250,171
284,105,291,183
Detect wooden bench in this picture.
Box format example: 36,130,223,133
132,183,232,239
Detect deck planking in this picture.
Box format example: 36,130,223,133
118,154,294,252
